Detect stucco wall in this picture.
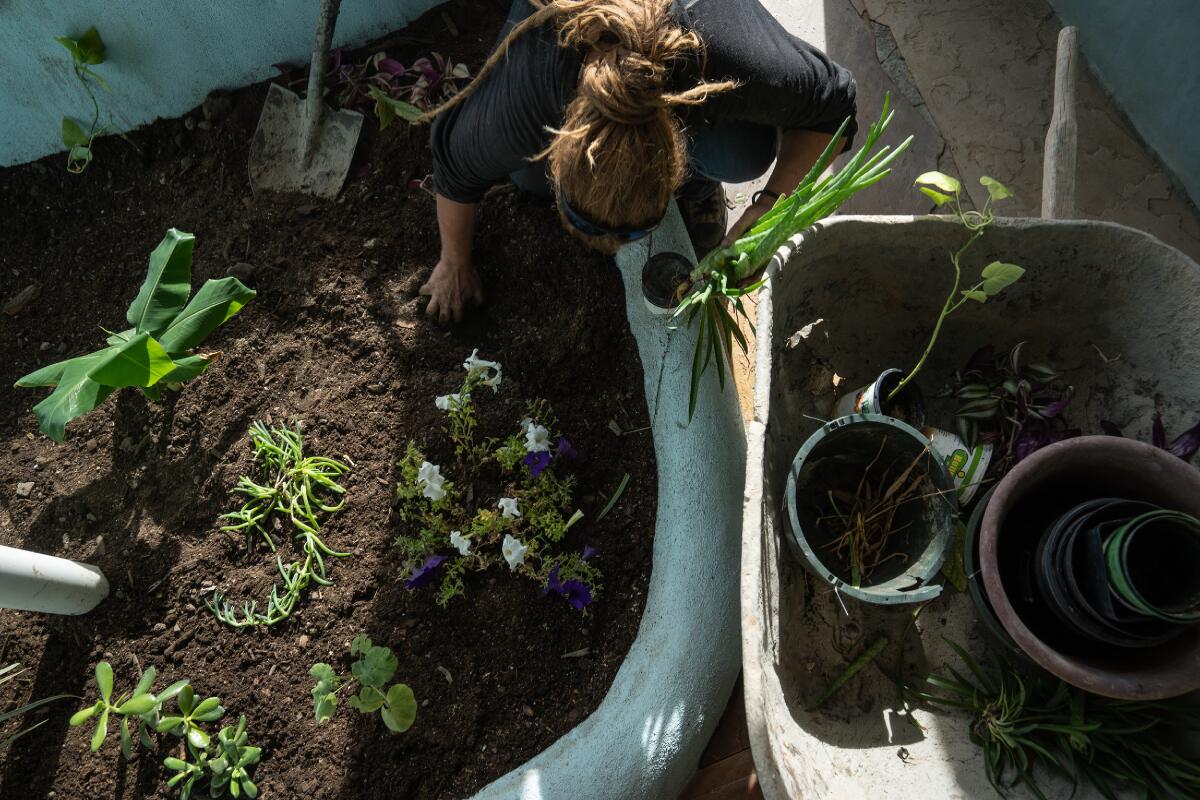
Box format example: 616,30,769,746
1048,0,1199,204
0,0,443,167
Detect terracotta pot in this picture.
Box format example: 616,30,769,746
979,435,1200,700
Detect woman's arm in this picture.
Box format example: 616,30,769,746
721,129,844,246
420,195,484,324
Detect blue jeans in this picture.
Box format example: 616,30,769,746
511,118,781,198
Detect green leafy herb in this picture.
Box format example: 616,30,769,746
14,229,254,441
208,422,350,628
675,96,913,420
310,636,417,734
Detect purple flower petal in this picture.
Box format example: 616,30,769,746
582,544,596,561
404,555,447,590
1099,420,1124,438
561,580,593,610
1167,420,1200,462
542,566,564,597
555,438,577,460
1153,413,1167,450
523,451,551,477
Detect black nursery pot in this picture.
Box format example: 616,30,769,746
641,251,693,312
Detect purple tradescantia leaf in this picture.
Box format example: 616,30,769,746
1099,420,1123,437
1015,427,1047,462
555,438,577,460
582,544,596,561
523,451,551,477
1153,413,1167,449
377,57,407,75
965,344,996,375
404,555,447,590
561,580,593,610
1167,420,1200,461
1039,393,1072,419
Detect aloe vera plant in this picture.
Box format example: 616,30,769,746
14,229,255,441
674,96,913,419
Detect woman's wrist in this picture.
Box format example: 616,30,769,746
751,188,781,207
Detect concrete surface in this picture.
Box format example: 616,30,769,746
0,0,442,167
742,214,1200,799
1047,0,1200,207
472,202,745,800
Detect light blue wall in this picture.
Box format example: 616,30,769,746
0,1,444,167
1048,0,1199,204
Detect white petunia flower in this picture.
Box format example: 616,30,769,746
519,416,534,435
449,530,470,555
418,461,446,501
498,497,521,518
524,423,551,453
502,534,528,570
463,348,502,392
435,393,466,412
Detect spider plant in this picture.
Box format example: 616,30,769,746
908,639,1200,800
674,95,913,420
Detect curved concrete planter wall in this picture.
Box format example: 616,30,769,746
742,215,1200,798
473,204,745,799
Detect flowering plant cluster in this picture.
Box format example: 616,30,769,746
396,350,600,609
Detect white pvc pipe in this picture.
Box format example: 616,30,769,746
0,545,109,615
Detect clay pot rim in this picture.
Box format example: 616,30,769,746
979,435,1200,700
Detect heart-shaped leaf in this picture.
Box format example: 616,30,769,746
87,333,176,388
350,686,386,713
979,176,1013,202
914,171,961,194
980,261,1025,295
125,229,195,337
919,186,953,206
76,27,106,64
380,684,416,733
61,117,88,148
54,35,83,62
351,643,397,689
156,277,254,353
962,289,988,303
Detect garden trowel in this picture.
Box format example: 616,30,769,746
248,0,362,199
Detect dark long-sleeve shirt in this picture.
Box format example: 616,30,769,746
431,0,858,203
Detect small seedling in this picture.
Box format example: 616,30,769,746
54,26,121,173
209,422,350,628
1,662,74,751
69,662,261,799
14,229,254,441
310,635,417,734
888,173,1025,402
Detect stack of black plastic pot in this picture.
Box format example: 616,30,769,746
1032,500,1200,648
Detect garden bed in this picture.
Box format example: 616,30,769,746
0,5,658,799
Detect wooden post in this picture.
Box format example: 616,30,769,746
1042,26,1079,220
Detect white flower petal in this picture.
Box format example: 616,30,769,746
524,424,551,453
449,530,470,556
498,497,521,518
501,533,528,570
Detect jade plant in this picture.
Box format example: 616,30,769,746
55,26,118,173
909,640,1200,800
69,662,261,799
208,421,350,628
310,635,417,734
887,172,1025,402
396,349,599,608
675,96,913,420
14,229,255,441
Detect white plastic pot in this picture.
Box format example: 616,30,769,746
0,545,109,615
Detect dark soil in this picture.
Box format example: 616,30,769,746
0,4,656,799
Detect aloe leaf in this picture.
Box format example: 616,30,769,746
125,229,195,336
156,277,254,353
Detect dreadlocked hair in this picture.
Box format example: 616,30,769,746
421,0,737,250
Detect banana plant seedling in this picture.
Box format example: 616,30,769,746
311,635,417,734
675,96,913,420
14,229,255,441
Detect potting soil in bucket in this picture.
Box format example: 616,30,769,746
783,414,956,604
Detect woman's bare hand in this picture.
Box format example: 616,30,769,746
420,258,484,324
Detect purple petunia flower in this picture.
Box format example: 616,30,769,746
542,566,564,597
582,545,596,562
404,555,447,590
523,451,551,477
561,580,593,610
555,438,577,460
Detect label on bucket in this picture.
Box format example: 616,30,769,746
925,427,992,505
833,381,876,418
